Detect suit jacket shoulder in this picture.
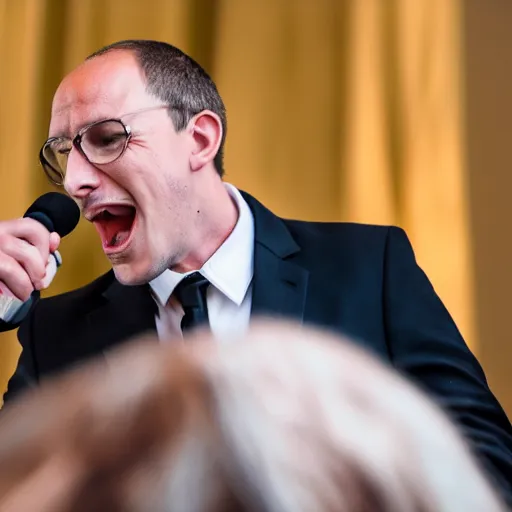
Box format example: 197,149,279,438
283,218,394,261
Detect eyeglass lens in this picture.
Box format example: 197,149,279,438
42,120,129,184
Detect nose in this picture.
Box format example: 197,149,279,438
64,147,101,199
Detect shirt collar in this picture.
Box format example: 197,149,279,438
149,183,254,307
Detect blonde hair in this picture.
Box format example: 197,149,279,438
0,320,505,512
186,320,505,512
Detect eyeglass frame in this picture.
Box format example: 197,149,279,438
39,104,184,186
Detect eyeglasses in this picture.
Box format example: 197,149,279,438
39,105,172,186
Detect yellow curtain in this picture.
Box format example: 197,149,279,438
0,0,472,396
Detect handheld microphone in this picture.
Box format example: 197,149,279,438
0,193,80,329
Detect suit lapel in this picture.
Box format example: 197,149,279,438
242,192,309,324
86,273,157,354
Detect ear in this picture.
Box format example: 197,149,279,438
189,110,223,172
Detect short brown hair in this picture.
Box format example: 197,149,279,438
88,40,227,176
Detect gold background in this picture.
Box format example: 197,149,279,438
0,0,510,415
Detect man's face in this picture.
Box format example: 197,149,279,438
50,51,196,285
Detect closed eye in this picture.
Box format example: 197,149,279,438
96,134,125,147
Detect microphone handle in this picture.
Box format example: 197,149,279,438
0,251,62,330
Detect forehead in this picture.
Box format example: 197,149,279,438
50,51,150,136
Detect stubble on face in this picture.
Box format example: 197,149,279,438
53,51,199,285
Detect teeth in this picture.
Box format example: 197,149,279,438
105,205,135,217
91,205,135,221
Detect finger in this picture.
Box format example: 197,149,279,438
49,233,61,254
1,237,46,288
0,218,51,263
0,255,35,302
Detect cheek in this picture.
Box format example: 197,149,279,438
157,130,193,176
134,174,190,235
108,157,167,209
111,143,193,231
132,146,189,196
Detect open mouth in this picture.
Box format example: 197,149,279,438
91,205,137,254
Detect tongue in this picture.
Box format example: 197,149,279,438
98,208,135,248
106,216,133,247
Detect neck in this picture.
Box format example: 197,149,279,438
172,174,238,273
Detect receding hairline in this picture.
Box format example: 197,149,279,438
82,48,147,85
81,40,227,176
85,46,142,68
49,52,151,136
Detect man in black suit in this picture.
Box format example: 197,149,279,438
0,40,511,504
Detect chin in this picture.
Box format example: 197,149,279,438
112,263,153,286
112,256,170,286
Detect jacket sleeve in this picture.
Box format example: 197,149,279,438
2,306,39,406
383,226,512,504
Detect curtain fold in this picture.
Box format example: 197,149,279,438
0,0,472,397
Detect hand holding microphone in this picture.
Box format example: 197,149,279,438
0,193,80,327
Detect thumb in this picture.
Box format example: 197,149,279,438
49,232,61,254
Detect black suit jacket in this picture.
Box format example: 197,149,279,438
3,192,512,503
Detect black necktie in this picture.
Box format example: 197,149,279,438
173,272,210,333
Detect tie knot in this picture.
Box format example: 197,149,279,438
173,272,210,309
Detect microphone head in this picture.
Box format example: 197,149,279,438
24,192,80,238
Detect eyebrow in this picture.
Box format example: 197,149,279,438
50,97,124,138
50,115,120,140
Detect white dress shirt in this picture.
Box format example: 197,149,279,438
149,183,254,342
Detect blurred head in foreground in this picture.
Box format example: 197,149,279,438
0,320,505,512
